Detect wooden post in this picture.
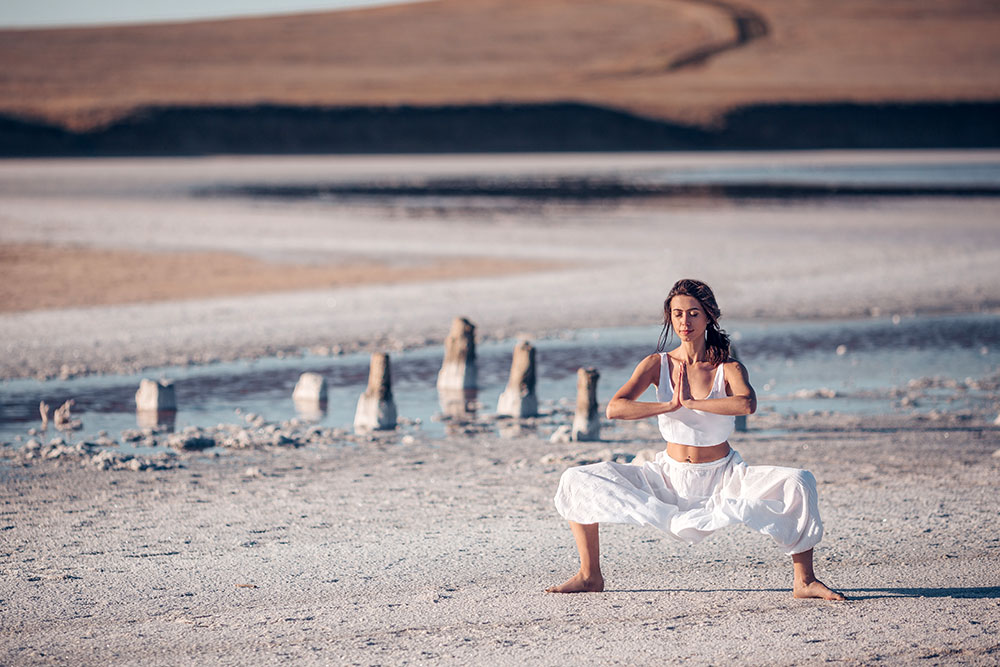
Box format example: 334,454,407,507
136,379,177,430
496,340,538,418
136,379,177,411
436,317,477,391
730,343,747,432
292,372,327,402
354,352,397,432
572,367,600,441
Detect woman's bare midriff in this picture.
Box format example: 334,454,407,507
666,441,731,464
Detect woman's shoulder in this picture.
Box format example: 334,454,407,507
636,352,664,384
721,358,751,381
639,352,664,368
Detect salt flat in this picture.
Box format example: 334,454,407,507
1,414,998,664
2,152,999,664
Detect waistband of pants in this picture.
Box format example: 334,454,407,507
656,448,738,469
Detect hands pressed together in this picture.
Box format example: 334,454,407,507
664,359,692,412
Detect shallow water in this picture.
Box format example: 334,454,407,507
1,312,996,451
2,151,998,452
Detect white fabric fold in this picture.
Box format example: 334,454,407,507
553,449,823,555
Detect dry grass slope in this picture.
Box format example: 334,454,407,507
1,0,998,131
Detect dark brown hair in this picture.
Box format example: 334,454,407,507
656,278,731,364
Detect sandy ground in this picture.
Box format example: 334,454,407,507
2,152,999,379
2,413,999,665
2,153,1000,664
0,243,557,313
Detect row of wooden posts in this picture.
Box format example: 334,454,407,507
133,317,603,440
331,317,602,439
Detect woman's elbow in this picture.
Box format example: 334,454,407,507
743,397,757,415
606,399,623,420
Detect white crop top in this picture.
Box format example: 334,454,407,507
654,353,735,446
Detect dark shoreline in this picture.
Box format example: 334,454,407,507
2,100,1000,157
199,181,1000,202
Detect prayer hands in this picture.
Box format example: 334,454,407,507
674,360,694,407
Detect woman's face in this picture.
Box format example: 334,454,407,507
669,294,708,342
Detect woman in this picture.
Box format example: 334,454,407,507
546,279,843,600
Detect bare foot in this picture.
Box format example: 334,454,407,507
545,571,604,593
794,579,846,601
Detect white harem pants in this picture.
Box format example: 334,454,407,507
553,449,822,555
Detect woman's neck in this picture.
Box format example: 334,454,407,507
675,338,708,363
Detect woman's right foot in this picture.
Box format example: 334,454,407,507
545,571,604,593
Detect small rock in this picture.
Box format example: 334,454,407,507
166,434,215,451
549,425,572,443
792,388,839,399
243,467,263,478
631,449,660,465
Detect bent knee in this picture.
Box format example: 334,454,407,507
794,469,816,488
785,468,819,504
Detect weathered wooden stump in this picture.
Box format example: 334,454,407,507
496,340,538,418
572,367,601,441
39,401,52,429
293,372,328,418
292,372,327,403
436,317,477,391
730,343,747,433
53,399,82,431
136,379,177,411
354,352,397,432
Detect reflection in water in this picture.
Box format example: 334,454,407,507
438,388,478,420
135,409,176,431
293,399,328,422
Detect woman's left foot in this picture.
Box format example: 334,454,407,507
794,579,846,601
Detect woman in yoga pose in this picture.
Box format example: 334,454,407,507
546,278,843,600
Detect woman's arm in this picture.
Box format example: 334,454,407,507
605,353,681,420
677,360,757,416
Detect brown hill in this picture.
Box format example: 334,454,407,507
2,0,999,132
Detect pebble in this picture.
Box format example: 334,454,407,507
792,388,838,399
166,434,216,451
631,449,660,465
549,425,572,443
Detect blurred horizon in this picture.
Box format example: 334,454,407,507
0,0,426,29
2,0,999,153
